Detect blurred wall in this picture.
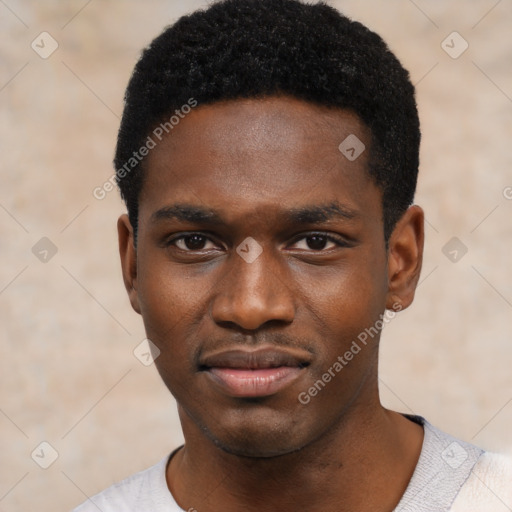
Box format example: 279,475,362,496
0,0,511,510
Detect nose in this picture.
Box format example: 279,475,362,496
211,245,295,331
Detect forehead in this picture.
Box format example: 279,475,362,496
139,96,379,226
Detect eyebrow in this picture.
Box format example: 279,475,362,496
151,204,225,225
150,201,358,226
285,202,358,224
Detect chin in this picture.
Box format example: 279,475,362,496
192,405,316,459
210,430,305,459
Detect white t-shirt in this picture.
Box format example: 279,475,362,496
72,417,508,511
73,453,180,511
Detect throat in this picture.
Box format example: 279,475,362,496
166,409,424,512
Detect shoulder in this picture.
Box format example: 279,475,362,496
450,451,512,512
71,455,179,512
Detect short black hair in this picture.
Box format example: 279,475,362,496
115,0,420,241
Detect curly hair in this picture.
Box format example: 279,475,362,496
115,0,420,241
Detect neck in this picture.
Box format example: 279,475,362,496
167,390,423,512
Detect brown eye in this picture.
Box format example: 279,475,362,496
305,235,329,250
174,234,217,251
290,234,339,251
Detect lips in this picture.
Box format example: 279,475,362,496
199,347,311,398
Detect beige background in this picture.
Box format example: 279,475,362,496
1,0,511,510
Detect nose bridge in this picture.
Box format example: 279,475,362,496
211,242,295,330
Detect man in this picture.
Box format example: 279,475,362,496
74,0,511,510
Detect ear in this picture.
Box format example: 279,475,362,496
385,205,424,311
118,214,141,314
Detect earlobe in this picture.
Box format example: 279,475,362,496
117,214,141,314
385,205,424,311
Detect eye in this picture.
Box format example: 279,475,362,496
170,234,220,251
289,233,345,251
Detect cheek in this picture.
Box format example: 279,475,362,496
136,267,204,401
301,256,387,321
295,256,388,365
137,245,211,317
136,259,208,359
293,265,385,412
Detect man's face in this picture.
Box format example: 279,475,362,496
120,97,401,457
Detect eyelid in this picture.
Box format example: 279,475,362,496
287,231,351,249
163,232,224,250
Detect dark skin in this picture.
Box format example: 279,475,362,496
118,96,425,512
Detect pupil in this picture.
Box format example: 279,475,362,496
307,235,327,250
186,235,206,250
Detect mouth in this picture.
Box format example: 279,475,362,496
199,347,311,398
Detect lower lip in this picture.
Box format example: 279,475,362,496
206,366,303,398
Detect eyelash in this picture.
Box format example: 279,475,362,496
164,232,350,252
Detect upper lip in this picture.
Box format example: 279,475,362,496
199,346,312,370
